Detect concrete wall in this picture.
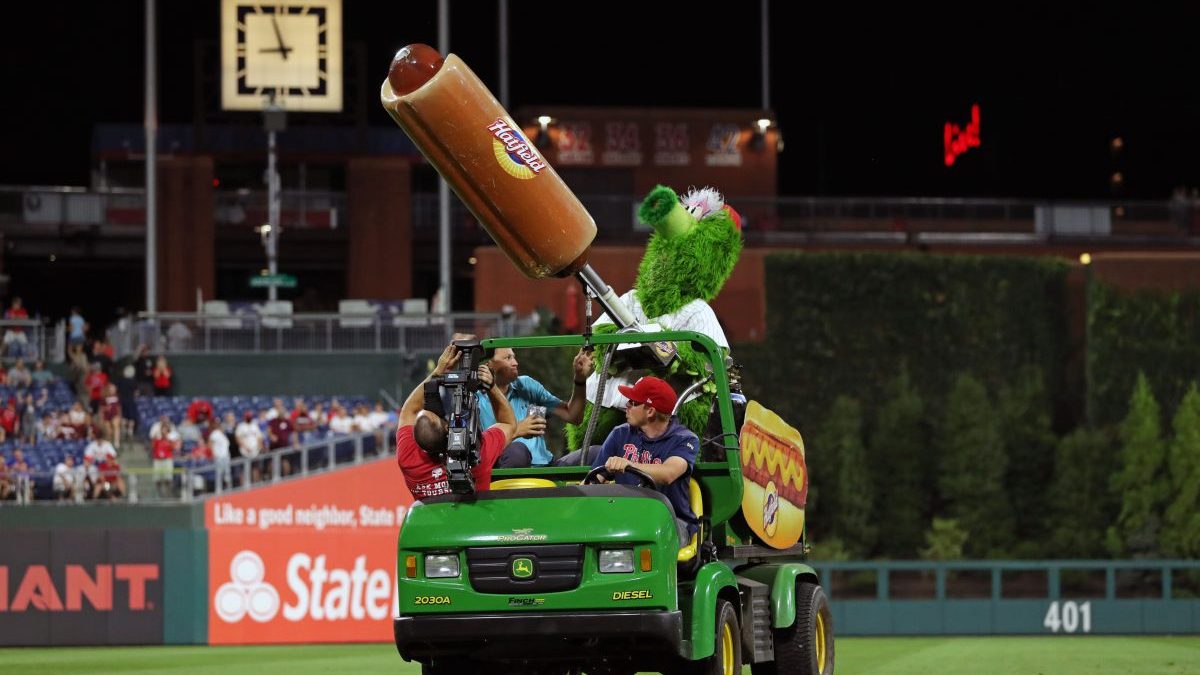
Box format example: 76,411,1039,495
160,353,428,401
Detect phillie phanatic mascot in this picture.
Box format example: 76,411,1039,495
566,184,743,451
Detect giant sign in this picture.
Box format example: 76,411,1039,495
739,401,808,550
0,530,164,646
206,457,413,644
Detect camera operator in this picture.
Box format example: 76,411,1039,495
395,343,517,498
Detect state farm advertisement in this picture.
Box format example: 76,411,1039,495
206,458,413,644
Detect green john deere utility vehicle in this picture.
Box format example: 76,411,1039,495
394,330,833,675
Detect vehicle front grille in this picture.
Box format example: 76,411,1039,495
465,544,584,594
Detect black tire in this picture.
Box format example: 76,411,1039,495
752,581,834,675
674,598,742,675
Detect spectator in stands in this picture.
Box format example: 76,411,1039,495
310,402,329,430
186,397,214,425
84,430,117,465
101,383,122,448
10,448,32,504
67,307,87,358
152,355,172,396
0,362,7,386
3,297,30,358
265,398,287,421
209,420,232,491
266,408,294,475
235,411,265,484
177,415,203,445
134,345,156,397
84,362,108,415
30,359,54,386
90,338,115,376
96,453,125,501
36,412,56,441
0,398,20,440
0,453,11,500
20,393,37,445
115,362,138,437
7,359,32,389
220,411,238,438
396,343,516,498
79,455,99,500
328,403,354,434
291,400,317,437
475,346,593,467
53,454,76,501
65,401,89,439
150,414,181,498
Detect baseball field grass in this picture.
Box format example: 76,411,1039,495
2,636,1198,674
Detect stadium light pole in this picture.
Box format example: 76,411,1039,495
437,0,451,316
145,0,157,315
761,0,770,110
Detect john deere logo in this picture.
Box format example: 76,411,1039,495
511,558,535,579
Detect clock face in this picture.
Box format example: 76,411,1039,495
221,0,343,112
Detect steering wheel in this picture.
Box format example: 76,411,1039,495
582,465,657,489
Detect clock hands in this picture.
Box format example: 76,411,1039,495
265,14,293,61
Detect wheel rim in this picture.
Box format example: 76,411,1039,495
721,621,735,675
815,610,827,672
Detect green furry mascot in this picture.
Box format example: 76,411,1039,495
566,184,743,451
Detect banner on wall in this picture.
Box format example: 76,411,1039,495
0,529,164,646
206,458,413,644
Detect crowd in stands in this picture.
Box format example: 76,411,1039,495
0,298,399,503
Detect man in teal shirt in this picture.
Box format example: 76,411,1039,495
476,347,592,466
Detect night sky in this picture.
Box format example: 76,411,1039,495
3,1,1197,200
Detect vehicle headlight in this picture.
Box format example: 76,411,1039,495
424,554,460,578
599,549,634,573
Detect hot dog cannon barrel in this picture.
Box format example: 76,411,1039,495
380,44,635,329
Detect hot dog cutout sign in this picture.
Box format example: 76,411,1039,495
739,401,808,549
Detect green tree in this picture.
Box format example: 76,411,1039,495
1107,372,1168,557
1164,383,1200,557
998,368,1058,556
1046,429,1117,558
920,518,969,560
817,396,876,556
936,373,1014,557
867,367,928,558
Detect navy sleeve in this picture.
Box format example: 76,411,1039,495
667,432,699,476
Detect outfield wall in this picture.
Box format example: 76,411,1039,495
3,472,1199,645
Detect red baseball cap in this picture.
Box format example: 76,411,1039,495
617,377,678,415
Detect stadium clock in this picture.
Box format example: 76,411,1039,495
220,0,343,112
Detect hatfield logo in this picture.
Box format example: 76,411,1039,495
0,564,159,612
487,118,548,180
214,551,280,623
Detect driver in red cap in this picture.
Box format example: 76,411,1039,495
590,376,699,545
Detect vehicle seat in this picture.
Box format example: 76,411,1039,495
490,478,558,490
676,478,704,563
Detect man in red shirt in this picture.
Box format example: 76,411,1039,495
187,398,215,424
0,398,19,438
396,343,516,498
84,363,109,415
3,297,29,358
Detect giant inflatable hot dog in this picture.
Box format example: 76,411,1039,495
381,44,633,327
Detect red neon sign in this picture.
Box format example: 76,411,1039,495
944,104,981,166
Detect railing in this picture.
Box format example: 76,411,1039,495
811,559,1200,635
0,319,51,364
177,425,395,501
107,312,535,356
5,184,1198,244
